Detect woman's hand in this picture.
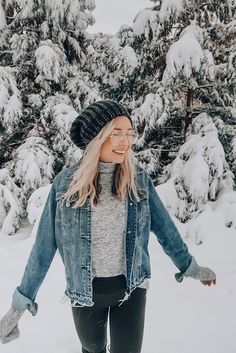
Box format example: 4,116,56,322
201,278,217,286
0,307,24,344
175,256,216,284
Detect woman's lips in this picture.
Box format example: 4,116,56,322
112,150,126,155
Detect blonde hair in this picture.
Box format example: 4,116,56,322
63,117,140,208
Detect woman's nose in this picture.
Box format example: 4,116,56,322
120,134,130,143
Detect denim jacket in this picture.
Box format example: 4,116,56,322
12,161,196,316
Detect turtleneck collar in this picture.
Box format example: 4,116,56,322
98,160,117,174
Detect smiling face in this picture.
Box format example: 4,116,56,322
99,116,133,163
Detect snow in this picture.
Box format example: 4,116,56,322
225,18,236,32
0,199,236,353
133,9,158,38
107,37,120,51
0,170,23,236
15,0,95,32
230,108,236,119
159,0,184,22
160,113,235,222
157,180,187,221
162,21,204,82
133,90,171,149
120,45,138,73
0,67,22,133
180,152,209,202
34,42,64,83
202,49,215,80
49,103,83,165
229,137,236,172
14,137,55,191
26,184,52,227
53,103,78,132
0,2,6,30
0,184,21,236
228,48,236,71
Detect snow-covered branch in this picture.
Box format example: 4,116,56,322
0,66,22,133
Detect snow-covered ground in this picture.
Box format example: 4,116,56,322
0,216,235,353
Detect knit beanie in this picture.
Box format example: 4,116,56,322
70,100,133,150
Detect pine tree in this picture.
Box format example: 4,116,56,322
0,0,235,236
158,112,234,223
125,0,236,182
0,0,96,234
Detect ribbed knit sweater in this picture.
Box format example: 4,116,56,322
91,161,149,290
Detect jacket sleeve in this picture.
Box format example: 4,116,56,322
147,173,193,275
12,179,58,316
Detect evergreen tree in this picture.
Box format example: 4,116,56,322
0,0,96,234
0,0,235,235
159,112,234,222
128,0,236,181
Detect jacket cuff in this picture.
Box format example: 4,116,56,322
12,288,38,316
175,256,199,282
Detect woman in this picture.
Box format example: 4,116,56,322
0,100,216,352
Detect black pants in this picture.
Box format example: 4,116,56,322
71,275,147,353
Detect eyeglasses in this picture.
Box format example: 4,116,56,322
110,131,139,145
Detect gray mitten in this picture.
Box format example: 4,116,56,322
1,326,20,344
0,307,24,344
175,256,216,283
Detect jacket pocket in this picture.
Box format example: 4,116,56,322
56,191,79,230
137,188,149,228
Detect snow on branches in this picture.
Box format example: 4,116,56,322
133,8,159,39
228,135,236,176
44,0,95,32
9,32,38,65
159,0,184,23
13,136,55,193
13,0,95,34
0,169,23,236
84,35,139,90
0,0,235,238
34,40,69,86
0,67,22,134
41,98,83,165
133,87,171,150
26,183,52,231
0,1,7,30
160,113,234,223
66,74,101,110
162,21,205,82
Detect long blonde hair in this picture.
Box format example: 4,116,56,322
63,117,140,208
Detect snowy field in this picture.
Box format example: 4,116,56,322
0,215,235,353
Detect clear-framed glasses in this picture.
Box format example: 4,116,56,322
110,131,139,145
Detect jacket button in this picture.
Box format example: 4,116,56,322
128,230,131,234
130,202,133,206
66,201,70,207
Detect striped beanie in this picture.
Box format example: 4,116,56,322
70,100,132,150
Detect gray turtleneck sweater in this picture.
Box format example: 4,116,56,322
91,161,149,290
